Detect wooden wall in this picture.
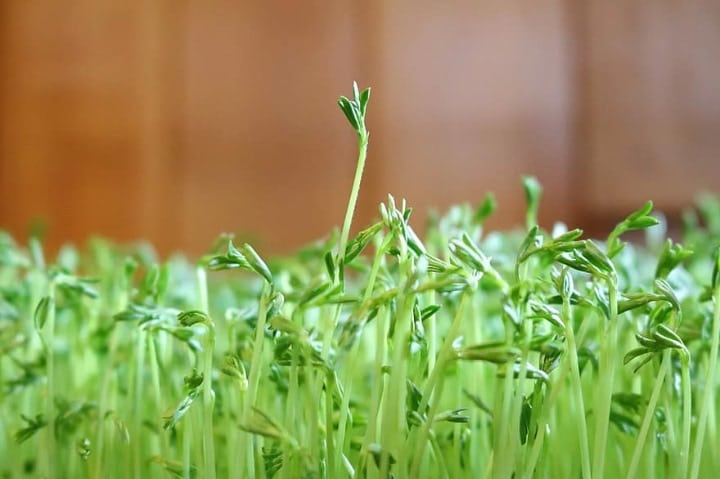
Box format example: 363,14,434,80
1,1,718,256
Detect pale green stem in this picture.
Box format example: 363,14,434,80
523,312,594,478
592,281,619,479
197,267,216,479
44,283,57,479
356,306,388,479
183,413,193,479
563,300,591,479
680,356,692,478
133,329,147,478
409,292,470,478
690,279,720,479
380,290,414,479
626,351,670,479
337,133,369,268
335,245,385,477
242,284,271,476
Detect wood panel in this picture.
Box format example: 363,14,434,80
364,1,575,232
580,1,720,219
177,1,361,254
0,1,181,253
2,2,717,256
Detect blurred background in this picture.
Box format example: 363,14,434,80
1,1,719,256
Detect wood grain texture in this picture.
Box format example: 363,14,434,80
177,0,360,254
0,2,718,255
580,0,720,217
364,0,574,232
0,1,181,252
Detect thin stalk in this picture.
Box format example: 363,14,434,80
317,303,339,474
242,284,271,476
409,371,449,479
563,300,591,479
524,312,594,478
409,292,470,478
93,322,123,478
133,329,147,478
380,290,414,479
325,375,336,478
510,319,533,476
690,278,720,479
679,356,692,478
450,362,464,477
428,429,451,479
244,284,271,412
285,341,300,461
356,305,389,479
337,133,369,268
148,334,168,457
197,267,216,479
494,330,518,479
44,282,57,479
183,412,193,479
626,351,670,479
592,280,619,479
335,243,385,477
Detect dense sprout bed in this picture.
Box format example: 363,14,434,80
1,85,720,479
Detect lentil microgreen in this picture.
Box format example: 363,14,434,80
0,84,719,479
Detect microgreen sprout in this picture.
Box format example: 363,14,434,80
1,85,719,479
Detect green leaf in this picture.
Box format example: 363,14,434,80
522,176,543,229
177,310,210,327
149,456,198,479
338,97,360,131
33,296,52,330
519,398,533,444
454,341,520,364
359,87,371,115
655,239,694,279
14,414,47,444
163,388,200,430
473,193,497,224
239,407,288,441
324,251,335,281
420,304,441,322
434,408,469,424
240,243,273,284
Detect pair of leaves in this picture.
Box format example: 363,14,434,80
338,82,371,136
205,240,273,284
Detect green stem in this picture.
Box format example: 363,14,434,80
626,351,670,479
335,244,385,477
337,133,369,269
197,267,216,479
242,284,271,476
148,334,168,457
409,292,470,478
380,289,414,479
183,412,193,479
690,278,720,479
325,375,336,478
494,328,517,478
44,282,56,479
679,356,692,478
592,280,619,479
133,329,147,478
510,319,533,476
356,306,389,479
563,299,591,479
523,307,594,477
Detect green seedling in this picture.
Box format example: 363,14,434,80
0,84,718,479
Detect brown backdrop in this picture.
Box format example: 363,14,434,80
1,1,718,256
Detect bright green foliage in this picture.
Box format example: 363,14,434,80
1,86,720,479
